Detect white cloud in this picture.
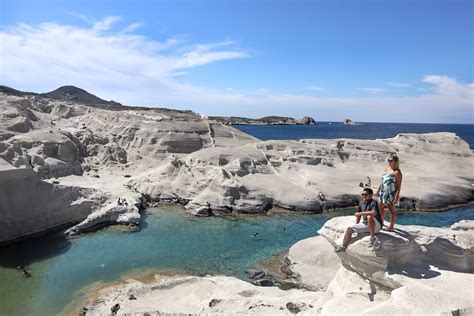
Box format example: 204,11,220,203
357,88,385,94
122,22,143,33
0,17,472,123
422,75,474,98
92,16,122,31
0,17,249,95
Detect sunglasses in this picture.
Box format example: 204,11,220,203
361,193,368,196
387,159,394,162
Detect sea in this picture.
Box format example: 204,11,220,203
234,122,474,148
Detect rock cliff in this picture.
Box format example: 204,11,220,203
0,158,95,243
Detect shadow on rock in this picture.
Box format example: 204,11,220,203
390,265,441,279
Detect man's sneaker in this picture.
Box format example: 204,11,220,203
334,245,346,253
368,236,377,248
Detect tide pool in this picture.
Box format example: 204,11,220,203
1,205,473,315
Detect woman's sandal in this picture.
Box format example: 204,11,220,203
383,227,395,232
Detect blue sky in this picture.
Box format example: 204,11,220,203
1,0,473,123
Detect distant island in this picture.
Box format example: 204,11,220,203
208,115,317,125
343,118,364,126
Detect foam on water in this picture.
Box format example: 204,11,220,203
1,205,473,315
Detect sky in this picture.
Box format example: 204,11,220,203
0,0,473,123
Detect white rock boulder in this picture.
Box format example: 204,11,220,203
318,217,474,288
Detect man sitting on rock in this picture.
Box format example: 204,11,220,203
335,188,383,252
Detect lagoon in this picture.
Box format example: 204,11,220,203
1,205,473,315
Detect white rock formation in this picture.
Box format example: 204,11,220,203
0,89,256,241
83,275,322,315
1,87,473,242
133,133,473,215
0,158,95,243
318,216,474,285
286,236,341,291
0,92,257,180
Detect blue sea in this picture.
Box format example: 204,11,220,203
234,122,474,148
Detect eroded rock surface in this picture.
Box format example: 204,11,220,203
287,236,341,291
0,158,95,243
1,86,473,242
83,275,322,315
0,88,256,241
318,217,474,287
133,133,473,215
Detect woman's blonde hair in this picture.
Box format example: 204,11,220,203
389,154,400,171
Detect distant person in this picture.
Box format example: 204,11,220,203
376,154,403,232
318,192,325,201
335,188,383,252
365,176,372,188
80,307,88,316
117,198,123,206
359,177,371,188
22,269,31,278
111,303,120,315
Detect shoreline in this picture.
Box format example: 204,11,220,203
2,200,473,247
62,268,190,316
64,250,300,316
149,199,474,216
1,194,472,315
70,217,474,315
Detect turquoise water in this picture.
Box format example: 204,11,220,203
1,205,473,315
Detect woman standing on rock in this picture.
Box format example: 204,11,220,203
377,154,403,231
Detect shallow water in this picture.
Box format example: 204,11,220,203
1,205,473,315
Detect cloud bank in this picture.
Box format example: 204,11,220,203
0,17,472,123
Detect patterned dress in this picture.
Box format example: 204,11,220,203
380,173,397,205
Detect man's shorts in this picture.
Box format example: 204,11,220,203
350,220,381,234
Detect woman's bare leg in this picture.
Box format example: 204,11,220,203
379,201,386,226
386,204,396,230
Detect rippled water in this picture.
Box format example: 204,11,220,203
235,122,474,148
1,205,473,315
